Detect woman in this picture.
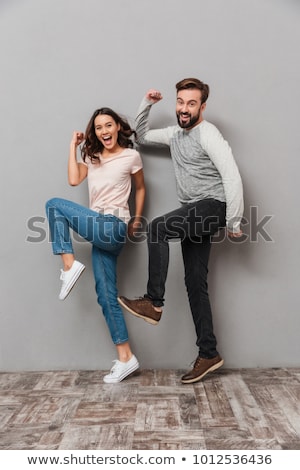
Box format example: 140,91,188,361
45,108,145,383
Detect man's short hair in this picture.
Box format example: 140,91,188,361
176,78,210,103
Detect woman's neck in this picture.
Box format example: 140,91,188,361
101,145,125,158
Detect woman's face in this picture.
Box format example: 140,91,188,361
94,114,121,154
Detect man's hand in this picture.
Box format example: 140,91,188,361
146,89,163,104
227,229,243,238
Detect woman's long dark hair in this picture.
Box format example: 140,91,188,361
81,108,136,163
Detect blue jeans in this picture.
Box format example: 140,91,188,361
146,199,226,358
45,197,128,345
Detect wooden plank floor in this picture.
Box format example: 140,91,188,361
0,368,300,450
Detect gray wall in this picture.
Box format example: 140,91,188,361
1,0,299,371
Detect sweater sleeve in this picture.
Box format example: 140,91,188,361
200,122,244,233
135,97,175,146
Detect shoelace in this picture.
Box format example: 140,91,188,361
187,357,202,368
60,269,66,281
108,360,122,375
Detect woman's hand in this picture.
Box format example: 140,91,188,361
71,131,85,146
68,131,88,186
127,218,144,239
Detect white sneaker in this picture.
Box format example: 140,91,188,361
59,260,85,300
103,355,139,384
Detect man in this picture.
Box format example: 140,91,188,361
118,78,244,383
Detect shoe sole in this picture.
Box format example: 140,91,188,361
117,297,159,325
103,364,140,384
181,359,224,384
59,265,86,300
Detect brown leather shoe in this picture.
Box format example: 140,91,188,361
181,354,224,384
118,296,162,325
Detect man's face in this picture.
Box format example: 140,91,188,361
176,89,205,129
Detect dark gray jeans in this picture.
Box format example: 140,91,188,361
146,198,226,358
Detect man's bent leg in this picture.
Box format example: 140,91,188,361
119,200,225,328
118,207,186,323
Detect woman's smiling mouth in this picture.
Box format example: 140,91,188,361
102,135,113,145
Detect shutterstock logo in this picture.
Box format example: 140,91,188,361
26,206,274,245
211,206,274,244
243,206,273,243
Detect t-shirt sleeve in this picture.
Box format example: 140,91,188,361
130,150,143,174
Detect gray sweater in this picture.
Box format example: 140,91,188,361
135,97,244,233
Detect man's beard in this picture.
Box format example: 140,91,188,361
176,110,200,129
